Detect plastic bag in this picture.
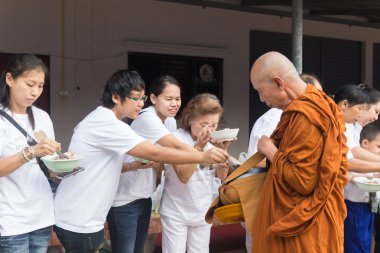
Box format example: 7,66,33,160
151,170,165,213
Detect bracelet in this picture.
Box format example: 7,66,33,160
22,147,35,161
19,151,28,163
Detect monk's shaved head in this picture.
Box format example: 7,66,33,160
250,52,307,109
251,51,300,86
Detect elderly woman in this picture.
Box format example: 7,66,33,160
160,93,230,253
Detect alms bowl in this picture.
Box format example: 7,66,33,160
210,128,239,141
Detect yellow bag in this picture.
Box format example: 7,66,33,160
205,153,266,234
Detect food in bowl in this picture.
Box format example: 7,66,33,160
353,176,380,192
41,152,84,173
53,151,76,160
210,128,239,141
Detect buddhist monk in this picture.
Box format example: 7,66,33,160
250,51,348,253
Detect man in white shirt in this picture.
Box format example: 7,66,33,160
53,70,228,253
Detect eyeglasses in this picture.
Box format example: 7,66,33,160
126,95,148,102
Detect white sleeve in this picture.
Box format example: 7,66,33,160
123,154,135,163
42,112,55,140
131,111,171,143
247,111,281,156
32,107,55,140
73,120,145,156
0,117,8,153
345,124,359,160
164,117,177,133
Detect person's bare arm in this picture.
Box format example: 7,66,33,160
121,161,155,173
0,152,27,177
127,140,228,165
0,138,61,177
348,159,380,173
156,134,194,151
352,146,380,162
173,164,197,183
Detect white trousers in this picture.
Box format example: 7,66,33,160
161,215,211,253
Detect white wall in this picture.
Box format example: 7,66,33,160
2,0,380,156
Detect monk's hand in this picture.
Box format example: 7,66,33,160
257,135,277,162
202,147,229,164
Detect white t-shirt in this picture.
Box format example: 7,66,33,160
160,129,215,224
345,123,360,160
0,106,55,236
247,108,282,157
113,106,177,207
54,106,145,233
344,123,378,203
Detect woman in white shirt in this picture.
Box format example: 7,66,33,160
0,54,61,253
160,93,230,253
108,75,197,253
333,84,380,253
53,70,229,253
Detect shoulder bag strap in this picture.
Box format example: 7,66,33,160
223,152,266,185
0,110,38,145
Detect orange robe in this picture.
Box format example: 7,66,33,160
251,84,348,253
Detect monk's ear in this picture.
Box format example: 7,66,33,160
273,76,285,90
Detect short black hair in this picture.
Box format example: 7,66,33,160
101,69,145,108
360,122,380,143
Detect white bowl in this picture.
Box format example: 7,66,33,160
210,128,239,141
41,154,84,173
353,176,380,192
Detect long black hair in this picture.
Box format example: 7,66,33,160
0,54,48,129
333,84,369,106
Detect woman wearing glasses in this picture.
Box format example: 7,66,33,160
54,70,228,253
108,75,203,253
53,70,229,253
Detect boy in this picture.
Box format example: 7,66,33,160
347,122,380,253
